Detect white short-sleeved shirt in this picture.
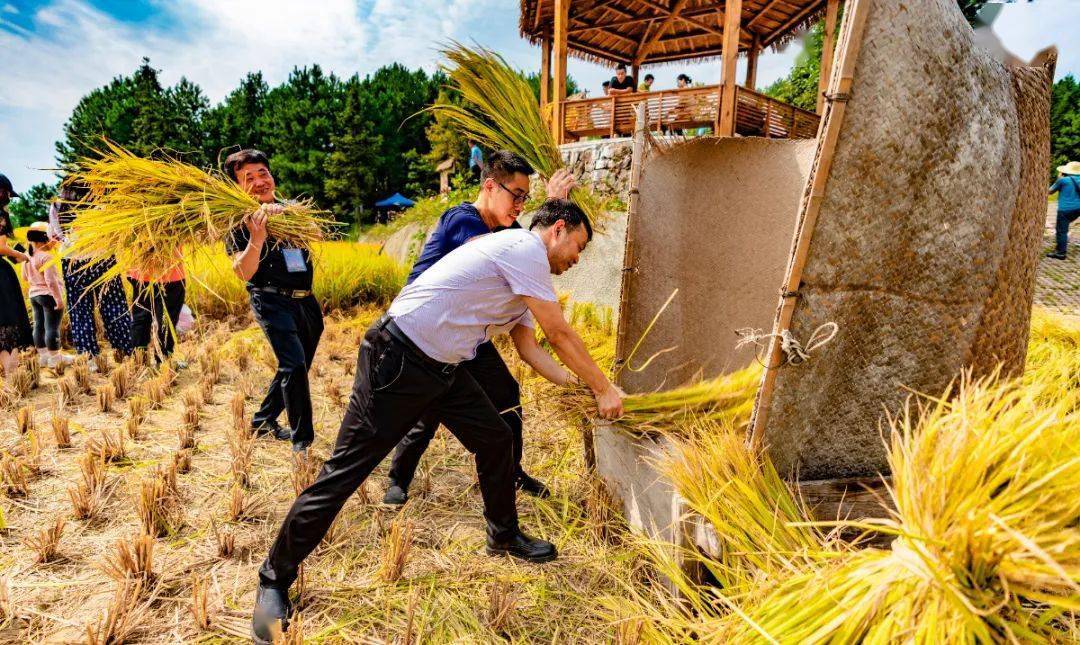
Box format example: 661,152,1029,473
387,229,558,364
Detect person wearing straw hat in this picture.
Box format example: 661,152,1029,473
251,199,623,643
0,173,32,377
224,149,323,452
382,151,576,507
1047,161,1080,260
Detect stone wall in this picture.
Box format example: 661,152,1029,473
560,138,634,202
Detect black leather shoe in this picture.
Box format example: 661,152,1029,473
383,484,408,506
291,440,311,453
251,585,292,644
486,531,557,563
1046,252,1068,260
515,471,551,498
253,420,291,441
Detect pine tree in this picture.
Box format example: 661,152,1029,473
204,72,270,166
325,79,383,226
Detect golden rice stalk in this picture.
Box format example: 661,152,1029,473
270,608,303,645
51,355,67,376
92,352,109,375
88,428,126,463
230,391,246,432
176,423,195,451
183,404,200,433
128,395,147,424
226,482,247,522
124,416,142,442
173,449,192,475
144,378,166,409
131,348,149,369
9,368,32,399
51,412,71,449
57,373,78,406
486,580,518,633
69,452,107,521
378,517,414,583
22,424,43,472
433,43,607,227
136,472,179,538
227,423,255,487
234,351,250,372
62,141,334,284
23,518,64,563
1,455,30,498
15,405,32,435
199,352,222,385
101,533,155,584
24,354,41,389
325,381,344,407
108,364,132,399
0,383,16,411
181,387,201,410
96,383,116,413
84,578,152,645
199,377,214,405
190,574,212,631
0,577,11,622
291,451,319,497
212,520,235,559
73,362,92,395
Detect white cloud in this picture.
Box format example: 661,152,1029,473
0,0,1076,194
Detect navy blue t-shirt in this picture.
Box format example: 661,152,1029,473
406,203,521,284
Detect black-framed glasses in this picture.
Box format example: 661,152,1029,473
496,181,528,205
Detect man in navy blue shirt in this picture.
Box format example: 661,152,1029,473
383,150,576,505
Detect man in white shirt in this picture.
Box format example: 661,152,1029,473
252,199,623,642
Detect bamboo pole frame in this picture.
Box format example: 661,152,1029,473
817,0,841,113
716,0,743,136
748,0,871,448
553,0,570,144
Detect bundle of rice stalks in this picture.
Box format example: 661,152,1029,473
226,482,248,522
230,391,247,434
84,578,154,645
136,471,180,537
88,429,126,463
486,580,518,633
92,352,109,375
190,574,213,631
176,423,195,451
173,449,192,475
0,454,30,498
101,533,155,584
144,378,167,409
108,364,132,399
50,413,71,449
69,451,107,520
95,383,116,413
199,377,214,405
291,451,320,497
183,403,200,434
379,517,415,583
72,361,92,395
432,44,607,227
556,364,762,435
24,353,41,389
15,405,32,435
211,519,236,559
227,422,255,487
62,141,334,283
57,373,78,406
128,396,147,424
23,518,64,563
8,369,31,399
633,374,1080,643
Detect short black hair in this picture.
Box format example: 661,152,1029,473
529,198,593,241
644,74,654,81
224,149,271,182
677,73,691,83
481,150,534,183
616,64,627,72
602,81,611,87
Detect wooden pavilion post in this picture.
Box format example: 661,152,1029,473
540,34,552,112
745,33,760,90
716,0,743,136
816,0,840,113
552,0,570,144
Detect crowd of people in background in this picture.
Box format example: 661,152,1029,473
0,172,191,379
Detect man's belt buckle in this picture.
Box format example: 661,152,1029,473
291,290,311,299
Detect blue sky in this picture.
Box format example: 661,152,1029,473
1,0,1077,193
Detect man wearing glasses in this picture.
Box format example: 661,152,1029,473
382,150,576,506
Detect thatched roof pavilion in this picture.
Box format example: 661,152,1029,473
521,0,840,141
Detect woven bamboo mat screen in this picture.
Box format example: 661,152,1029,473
615,137,816,393
754,0,1055,481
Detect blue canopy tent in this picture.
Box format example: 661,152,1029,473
373,193,415,224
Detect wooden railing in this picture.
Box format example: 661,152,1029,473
560,84,820,140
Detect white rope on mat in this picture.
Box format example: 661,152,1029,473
735,322,839,367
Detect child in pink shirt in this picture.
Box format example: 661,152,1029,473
22,222,69,367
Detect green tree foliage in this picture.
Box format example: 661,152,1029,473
324,79,384,225
1051,75,1080,172
57,58,208,166
763,23,823,112
204,72,269,164
259,65,343,208
7,182,55,227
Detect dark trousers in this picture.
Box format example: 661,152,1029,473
251,290,324,444
259,318,518,589
1055,209,1080,255
29,295,61,351
61,257,133,357
129,279,186,357
388,340,524,490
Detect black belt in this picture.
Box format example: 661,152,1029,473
252,285,312,299
382,317,457,374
